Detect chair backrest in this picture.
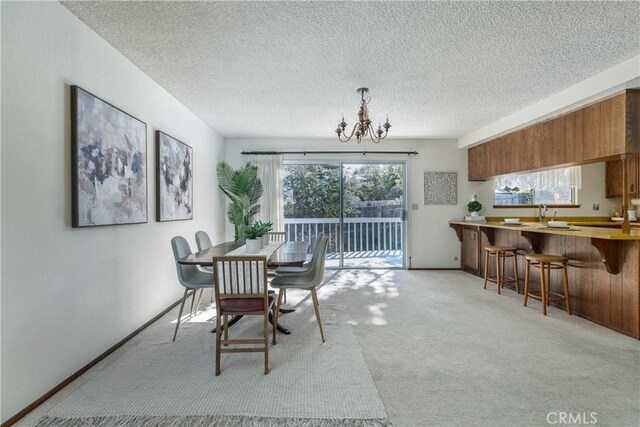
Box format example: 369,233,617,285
267,231,286,242
306,236,328,286
195,230,213,251
309,232,325,254
171,236,200,287
213,255,269,298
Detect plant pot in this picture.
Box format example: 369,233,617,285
262,234,269,247
470,211,479,217
246,239,261,253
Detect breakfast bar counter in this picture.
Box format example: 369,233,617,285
449,220,640,339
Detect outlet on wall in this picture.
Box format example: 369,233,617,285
592,203,600,211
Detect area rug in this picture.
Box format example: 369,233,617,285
37,298,392,426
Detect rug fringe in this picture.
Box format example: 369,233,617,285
36,415,394,427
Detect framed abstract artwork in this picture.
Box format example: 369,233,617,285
71,86,148,227
156,131,193,222
424,171,457,205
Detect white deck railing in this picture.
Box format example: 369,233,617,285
284,217,403,254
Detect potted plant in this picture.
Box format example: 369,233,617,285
255,221,273,246
467,197,482,217
244,223,262,253
216,161,263,241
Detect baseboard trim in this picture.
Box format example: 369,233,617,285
1,293,191,427
409,267,461,271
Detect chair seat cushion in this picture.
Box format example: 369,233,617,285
219,297,270,313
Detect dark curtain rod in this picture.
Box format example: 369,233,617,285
241,150,418,156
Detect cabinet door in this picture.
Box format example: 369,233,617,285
564,112,576,164
605,155,640,198
630,156,639,196
468,145,487,181
583,102,601,160
610,93,626,155
462,228,479,272
542,118,564,167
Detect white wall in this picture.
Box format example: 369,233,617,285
0,2,226,421
225,138,470,269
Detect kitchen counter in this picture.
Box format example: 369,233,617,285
449,219,640,339
448,220,640,240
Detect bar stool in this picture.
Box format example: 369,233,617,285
483,246,519,294
523,254,571,316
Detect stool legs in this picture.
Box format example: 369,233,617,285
483,250,490,289
524,258,571,316
484,249,518,294
539,262,548,316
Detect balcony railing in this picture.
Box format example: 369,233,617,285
284,217,404,254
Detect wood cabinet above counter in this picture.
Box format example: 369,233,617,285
468,90,640,181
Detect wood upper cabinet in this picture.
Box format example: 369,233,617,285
563,112,575,163
605,155,640,198
468,144,487,181
542,117,564,168
467,90,640,181
610,93,627,155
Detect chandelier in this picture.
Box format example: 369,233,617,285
335,87,391,144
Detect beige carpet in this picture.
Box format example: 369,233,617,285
36,296,391,426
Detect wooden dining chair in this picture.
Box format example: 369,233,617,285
271,236,328,344
213,255,273,375
266,231,286,242
170,236,214,341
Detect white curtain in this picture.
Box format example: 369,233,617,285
495,166,582,190
245,154,285,231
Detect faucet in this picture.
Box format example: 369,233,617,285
538,204,548,222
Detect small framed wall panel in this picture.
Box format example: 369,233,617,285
424,171,457,205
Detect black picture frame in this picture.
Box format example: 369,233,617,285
71,85,148,227
156,131,194,222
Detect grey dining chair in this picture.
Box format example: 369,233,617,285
272,232,324,305
270,235,328,344
274,232,325,276
195,230,215,301
195,230,213,251
171,236,214,341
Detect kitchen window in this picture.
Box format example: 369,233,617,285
494,166,581,206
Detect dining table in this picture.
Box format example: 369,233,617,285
177,240,309,335
177,240,308,267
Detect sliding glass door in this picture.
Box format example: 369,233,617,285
282,160,406,269
342,162,405,268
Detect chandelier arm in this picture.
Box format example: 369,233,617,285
368,127,382,143
339,123,360,143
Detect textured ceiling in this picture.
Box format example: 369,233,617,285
61,1,640,140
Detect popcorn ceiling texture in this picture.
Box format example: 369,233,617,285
61,1,640,139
